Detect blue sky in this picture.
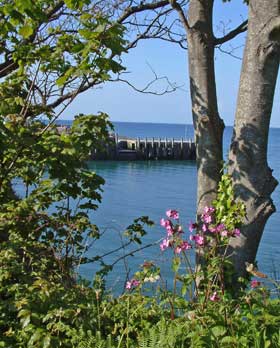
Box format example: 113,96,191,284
62,1,280,127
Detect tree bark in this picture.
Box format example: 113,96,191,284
187,0,224,217
228,0,280,279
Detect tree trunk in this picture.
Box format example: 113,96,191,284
228,0,280,279
187,0,224,217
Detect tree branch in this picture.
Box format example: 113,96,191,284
112,61,182,95
169,0,190,31
117,0,170,23
214,20,248,45
124,7,174,49
0,60,18,78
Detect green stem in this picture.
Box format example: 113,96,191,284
182,251,197,300
126,296,130,348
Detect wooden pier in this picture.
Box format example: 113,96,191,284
91,134,196,161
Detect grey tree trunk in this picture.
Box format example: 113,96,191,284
228,0,280,279
187,0,224,217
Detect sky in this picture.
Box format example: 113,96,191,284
61,1,280,128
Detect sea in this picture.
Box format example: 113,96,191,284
72,121,280,292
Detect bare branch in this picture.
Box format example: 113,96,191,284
112,62,183,95
117,0,170,23
110,241,159,268
214,20,248,45
217,44,244,60
124,7,175,49
0,60,18,78
169,0,190,31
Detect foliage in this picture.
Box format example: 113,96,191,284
0,111,109,346
0,1,279,347
0,1,127,346
1,122,280,347
213,171,246,232
0,109,156,346
72,174,280,348
0,0,126,119
74,295,280,348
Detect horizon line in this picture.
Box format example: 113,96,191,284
57,118,280,129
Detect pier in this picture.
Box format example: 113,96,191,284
91,134,196,161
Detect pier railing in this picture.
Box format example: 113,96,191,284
91,134,196,161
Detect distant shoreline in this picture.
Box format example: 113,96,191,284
54,119,280,129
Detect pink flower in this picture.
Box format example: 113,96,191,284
209,226,217,233
216,224,226,232
160,238,170,251
160,218,171,228
204,206,215,214
208,224,225,234
166,209,179,220
175,240,192,254
201,207,215,227
251,280,261,288
190,234,204,246
202,213,212,224
202,224,208,232
160,219,175,236
189,222,198,232
210,291,220,302
221,230,228,237
233,228,240,237
166,226,174,237
195,235,204,246
126,279,140,290
132,279,140,287
181,240,192,250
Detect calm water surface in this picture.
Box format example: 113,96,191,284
79,123,280,290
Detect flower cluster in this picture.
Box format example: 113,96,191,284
160,209,192,254
166,209,179,219
160,206,241,253
193,206,240,240
157,206,244,303
125,278,140,290
189,233,204,246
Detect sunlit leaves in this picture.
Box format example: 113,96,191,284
213,171,246,231
0,110,114,346
18,24,33,38
0,0,126,118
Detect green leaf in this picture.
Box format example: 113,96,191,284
29,329,44,345
19,24,33,38
56,74,68,86
220,336,237,344
43,335,51,348
172,256,181,273
210,326,227,337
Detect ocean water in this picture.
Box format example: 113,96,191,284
78,122,280,290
